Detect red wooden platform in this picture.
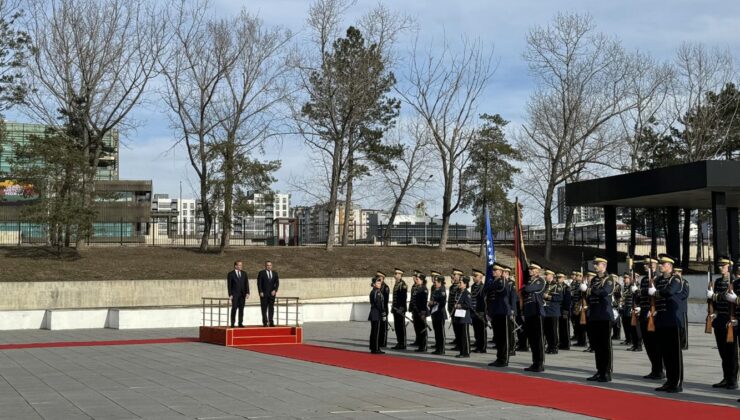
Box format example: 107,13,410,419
199,326,303,346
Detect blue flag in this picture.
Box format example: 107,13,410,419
485,207,495,281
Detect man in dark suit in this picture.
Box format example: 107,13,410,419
227,260,249,327
257,260,280,326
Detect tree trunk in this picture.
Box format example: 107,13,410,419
437,167,454,251
384,185,408,246
325,140,343,251
199,177,211,252
219,140,235,253
341,157,354,247
629,208,636,257
681,208,691,268
543,183,555,261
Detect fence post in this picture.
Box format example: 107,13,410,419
17,220,21,246
354,220,357,246
405,223,409,245
120,217,123,246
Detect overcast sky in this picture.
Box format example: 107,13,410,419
8,0,740,224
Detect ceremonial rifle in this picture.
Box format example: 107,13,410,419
627,256,638,327
647,262,656,332
579,254,588,326
728,278,735,343
706,257,714,334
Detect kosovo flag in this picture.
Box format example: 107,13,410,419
484,206,495,282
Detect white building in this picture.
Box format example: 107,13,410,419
151,194,196,236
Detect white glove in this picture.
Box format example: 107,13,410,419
648,287,656,296
726,292,738,303
579,283,587,292
710,313,717,320
634,307,641,314
630,285,638,293
731,320,738,327
707,290,714,299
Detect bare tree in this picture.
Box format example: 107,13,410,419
376,119,433,245
399,36,495,251
671,42,735,161
517,13,635,261
24,0,166,248
159,0,242,252
210,12,293,251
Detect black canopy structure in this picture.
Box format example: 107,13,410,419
565,160,740,271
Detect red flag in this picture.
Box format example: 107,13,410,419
513,198,530,290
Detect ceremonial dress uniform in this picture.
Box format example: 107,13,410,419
391,272,408,350
653,264,684,393
453,285,472,358
522,268,546,372
558,280,572,350
586,269,615,382
368,281,386,354
430,278,447,355
543,275,563,354
485,270,513,366
470,274,487,353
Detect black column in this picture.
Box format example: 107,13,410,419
712,192,729,263
604,205,618,273
728,207,739,263
666,207,680,262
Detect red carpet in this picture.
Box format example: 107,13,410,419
244,344,739,419
0,337,198,350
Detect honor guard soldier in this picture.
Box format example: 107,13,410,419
368,276,386,354
571,271,587,347
453,276,472,358
707,257,738,390
543,269,563,354
558,273,572,350
584,256,614,382
503,267,518,356
522,262,546,372
619,272,633,346
411,274,429,352
627,274,643,351
649,254,683,393
638,256,664,379
409,271,422,347
621,273,641,351
612,276,623,340
470,269,487,353
429,273,447,355
391,268,408,350
674,267,689,350
486,263,512,367
378,271,390,348
448,269,463,348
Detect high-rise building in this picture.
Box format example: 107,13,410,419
557,185,604,224
0,122,119,180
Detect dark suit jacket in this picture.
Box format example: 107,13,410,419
227,270,249,297
257,269,280,296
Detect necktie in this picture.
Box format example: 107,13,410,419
237,271,240,279
268,271,272,280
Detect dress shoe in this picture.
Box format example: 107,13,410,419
524,365,544,372
712,379,728,388
726,383,739,390
414,348,427,353
238,324,244,328
478,350,488,354
587,373,600,381
664,386,682,393
516,346,529,352
597,375,612,383
488,360,508,367
451,346,460,351
558,346,570,350
371,350,385,354
509,351,517,356
431,350,445,355
643,372,662,380
455,354,470,358
471,349,481,353
391,344,405,350
655,384,669,391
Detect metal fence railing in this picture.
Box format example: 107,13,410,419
275,297,300,326
201,297,230,327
